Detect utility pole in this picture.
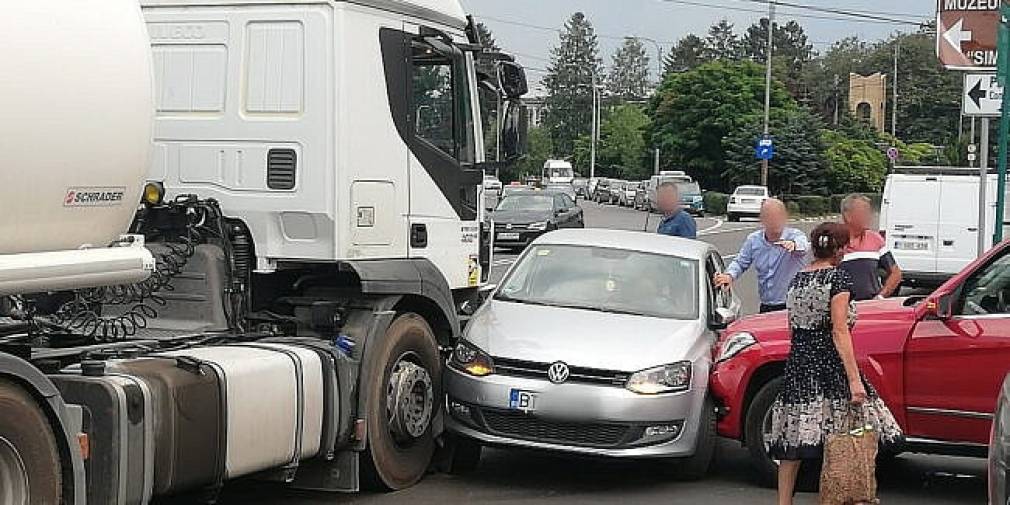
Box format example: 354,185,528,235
892,40,899,137
996,3,1010,244
760,1,775,187
654,148,660,175
590,72,597,180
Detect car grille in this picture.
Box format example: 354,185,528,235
493,357,630,387
479,408,637,447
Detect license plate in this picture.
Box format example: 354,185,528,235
498,232,520,240
508,389,538,412
894,240,929,251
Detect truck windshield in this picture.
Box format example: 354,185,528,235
678,182,701,194
495,244,699,319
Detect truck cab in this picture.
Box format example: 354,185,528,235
710,239,1010,486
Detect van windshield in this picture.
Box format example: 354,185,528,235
678,182,701,194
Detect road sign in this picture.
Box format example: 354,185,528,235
963,73,1004,116
755,137,774,161
937,0,1000,70
886,147,900,161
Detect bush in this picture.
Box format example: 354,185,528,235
704,191,728,215
796,195,830,216
786,200,801,216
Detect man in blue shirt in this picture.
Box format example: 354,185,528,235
714,199,808,313
655,182,697,239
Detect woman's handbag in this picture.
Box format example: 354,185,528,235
819,407,880,505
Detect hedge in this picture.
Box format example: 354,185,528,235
795,195,830,216
703,191,729,216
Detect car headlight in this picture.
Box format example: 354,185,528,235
450,341,494,377
716,332,757,363
626,361,692,394
528,221,548,231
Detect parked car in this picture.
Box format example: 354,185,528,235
544,183,577,202
989,371,1010,505
620,181,642,207
491,191,584,251
726,185,769,221
677,181,705,215
446,229,741,477
879,168,1010,288
711,239,1010,487
592,178,611,203
645,172,694,212
634,180,651,210
573,177,589,198
608,180,628,205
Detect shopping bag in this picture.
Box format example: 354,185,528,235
819,408,879,505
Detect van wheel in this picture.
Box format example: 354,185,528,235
0,379,62,505
362,314,441,490
744,378,819,491
674,396,718,480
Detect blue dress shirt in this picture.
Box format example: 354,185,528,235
726,227,809,305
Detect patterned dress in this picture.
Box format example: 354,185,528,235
766,267,902,460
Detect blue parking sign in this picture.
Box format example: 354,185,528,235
755,137,774,161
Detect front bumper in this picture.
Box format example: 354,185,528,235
444,366,707,458
726,203,761,216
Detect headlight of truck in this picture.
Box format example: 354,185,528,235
626,361,692,394
528,222,549,231
450,341,494,377
716,332,757,363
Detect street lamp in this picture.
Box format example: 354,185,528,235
760,1,775,187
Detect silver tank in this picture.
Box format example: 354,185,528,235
0,0,154,254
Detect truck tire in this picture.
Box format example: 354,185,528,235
744,377,818,491
674,396,718,480
0,379,62,505
362,313,441,490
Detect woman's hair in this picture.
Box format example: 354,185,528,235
810,222,850,260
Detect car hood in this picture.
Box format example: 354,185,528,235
722,296,918,344
465,299,710,372
492,210,552,224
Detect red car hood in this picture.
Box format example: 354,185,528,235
723,296,919,345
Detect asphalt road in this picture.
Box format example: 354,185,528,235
216,201,987,505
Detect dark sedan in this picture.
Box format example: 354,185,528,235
492,191,584,251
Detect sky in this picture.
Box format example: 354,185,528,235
459,0,937,94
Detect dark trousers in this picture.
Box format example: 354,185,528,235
759,303,787,313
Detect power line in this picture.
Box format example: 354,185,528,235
657,0,922,26
474,14,679,45
736,0,924,25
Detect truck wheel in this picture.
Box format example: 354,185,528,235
744,377,819,491
363,314,441,490
0,379,62,505
674,396,718,480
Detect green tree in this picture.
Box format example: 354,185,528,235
607,37,651,100
821,130,888,193
663,34,707,75
742,19,813,96
648,60,794,191
515,127,554,182
542,12,603,155
723,107,828,195
801,37,872,123
704,20,743,61
598,105,651,179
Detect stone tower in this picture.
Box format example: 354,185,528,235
848,73,887,133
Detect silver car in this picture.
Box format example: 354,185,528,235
444,229,741,478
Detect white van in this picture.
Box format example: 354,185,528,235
542,159,574,185
879,168,1010,286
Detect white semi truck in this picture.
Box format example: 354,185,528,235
0,0,526,503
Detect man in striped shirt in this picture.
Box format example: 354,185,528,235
839,194,903,301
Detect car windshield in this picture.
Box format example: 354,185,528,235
496,195,553,212
495,244,699,319
736,187,766,196
678,182,701,194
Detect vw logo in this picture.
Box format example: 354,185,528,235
547,362,570,384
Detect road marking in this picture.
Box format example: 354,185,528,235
697,218,724,235
700,224,761,236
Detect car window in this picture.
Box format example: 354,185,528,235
958,252,1010,316
496,244,699,319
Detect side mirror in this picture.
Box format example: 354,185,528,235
499,61,528,99
927,292,955,319
711,307,738,329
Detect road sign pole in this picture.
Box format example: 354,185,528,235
995,3,1010,243
980,117,990,257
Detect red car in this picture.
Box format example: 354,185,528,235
711,239,1010,486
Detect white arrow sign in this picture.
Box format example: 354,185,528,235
943,17,973,53
963,73,1003,117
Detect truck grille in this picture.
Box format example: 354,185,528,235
493,357,630,387
479,408,636,447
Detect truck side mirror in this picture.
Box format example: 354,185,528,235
499,61,528,99
500,101,527,162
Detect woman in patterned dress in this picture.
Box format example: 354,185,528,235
767,223,902,505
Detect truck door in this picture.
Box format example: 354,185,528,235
905,246,1010,444
884,175,941,276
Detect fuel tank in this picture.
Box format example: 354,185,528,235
0,0,153,254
